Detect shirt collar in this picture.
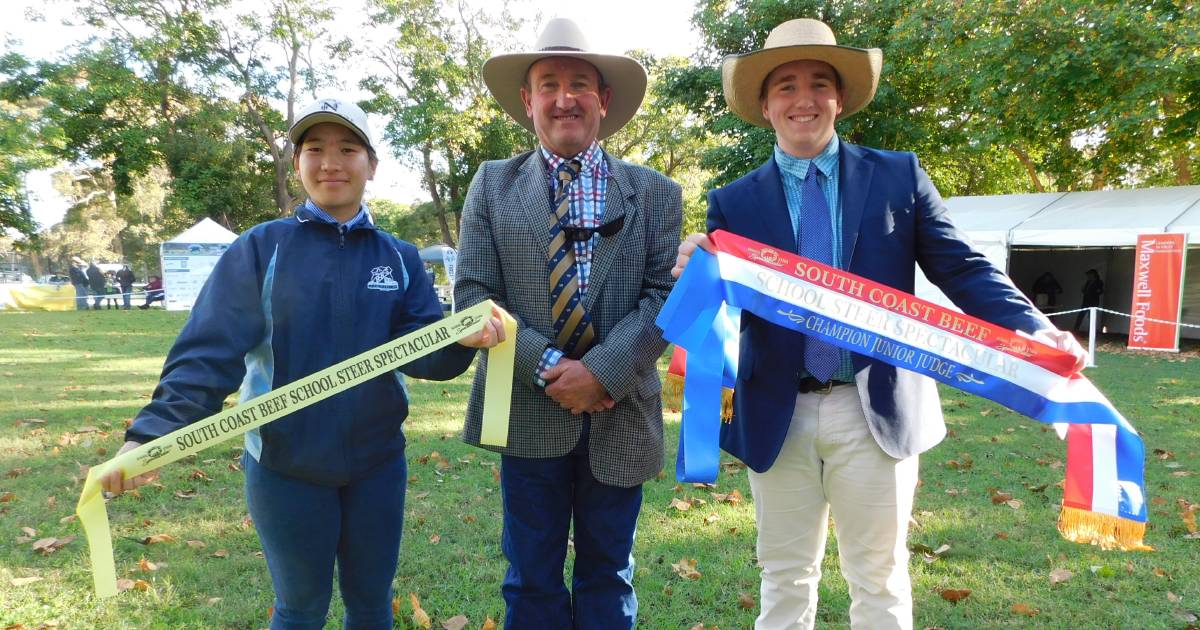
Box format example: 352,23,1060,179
540,142,609,179
299,199,373,229
774,134,840,180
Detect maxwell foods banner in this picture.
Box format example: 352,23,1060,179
1128,233,1187,351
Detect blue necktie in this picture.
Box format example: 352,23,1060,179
799,162,840,382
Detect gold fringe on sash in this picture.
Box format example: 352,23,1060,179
1057,505,1152,551
663,372,734,422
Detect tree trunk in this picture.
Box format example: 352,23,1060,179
422,145,455,246
1010,145,1045,192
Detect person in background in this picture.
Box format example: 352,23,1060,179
1032,271,1063,310
68,256,89,310
85,261,106,310
138,275,164,309
116,264,136,309
1073,268,1104,332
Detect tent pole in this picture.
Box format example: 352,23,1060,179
1086,307,1098,368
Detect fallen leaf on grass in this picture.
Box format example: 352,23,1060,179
188,469,211,481
21,526,36,537
990,490,1013,504
1169,592,1183,603
669,498,692,512
0,492,15,503
441,615,469,630
138,558,158,572
173,489,197,499
58,515,76,524
31,535,75,555
211,549,229,558
938,588,971,603
409,593,432,629
115,578,136,592
411,491,430,500
910,543,952,563
711,489,743,505
185,540,205,549
1011,602,1039,616
206,597,222,605
10,576,43,587
481,617,497,630
1006,499,1023,509
737,592,755,610
133,579,150,591
5,468,31,478
1049,568,1073,584
703,513,720,525
1180,502,1198,534
141,533,176,545
671,557,702,580
429,534,441,545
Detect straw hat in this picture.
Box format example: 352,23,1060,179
482,18,647,140
722,18,882,127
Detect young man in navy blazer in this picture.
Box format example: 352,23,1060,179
672,18,1085,630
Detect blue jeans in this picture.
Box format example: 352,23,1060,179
73,284,88,310
499,420,642,629
120,286,132,308
243,452,407,630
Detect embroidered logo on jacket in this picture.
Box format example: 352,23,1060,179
367,266,400,292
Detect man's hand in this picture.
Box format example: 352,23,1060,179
671,233,715,279
542,358,614,415
1032,328,1087,373
98,440,159,495
458,304,510,349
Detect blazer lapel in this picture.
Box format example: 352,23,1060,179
838,142,873,267
515,151,554,256
582,154,633,311
749,158,797,252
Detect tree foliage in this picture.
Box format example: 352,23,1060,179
665,0,1199,195
360,0,533,247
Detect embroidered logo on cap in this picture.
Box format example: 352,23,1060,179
321,100,339,112
367,266,399,292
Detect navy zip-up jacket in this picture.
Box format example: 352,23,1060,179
126,205,475,485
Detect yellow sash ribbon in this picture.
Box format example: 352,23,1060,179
76,300,516,598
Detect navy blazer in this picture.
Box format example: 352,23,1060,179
709,141,1051,471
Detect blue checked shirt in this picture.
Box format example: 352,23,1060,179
535,142,610,386
304,198,372,230
774,136,855,382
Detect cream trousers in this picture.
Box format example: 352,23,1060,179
747,386,918,630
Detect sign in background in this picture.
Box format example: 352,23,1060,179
159,242,231,311
1128,233,1188,351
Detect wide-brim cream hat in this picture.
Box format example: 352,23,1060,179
482,17,647,140
722,18,882,127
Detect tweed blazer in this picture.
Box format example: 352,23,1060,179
454,149,683,488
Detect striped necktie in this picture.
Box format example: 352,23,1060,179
799,162,840,382
547,159,595,358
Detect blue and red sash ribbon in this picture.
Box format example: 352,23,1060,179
657,230,1148,550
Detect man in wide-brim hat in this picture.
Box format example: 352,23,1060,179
672,18,1084,630
455,17,682,630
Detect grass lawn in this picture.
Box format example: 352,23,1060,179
1,310,1198,629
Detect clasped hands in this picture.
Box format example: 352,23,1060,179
542,358,615,415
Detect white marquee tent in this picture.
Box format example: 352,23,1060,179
916,185,1200,340
160,218,239,311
